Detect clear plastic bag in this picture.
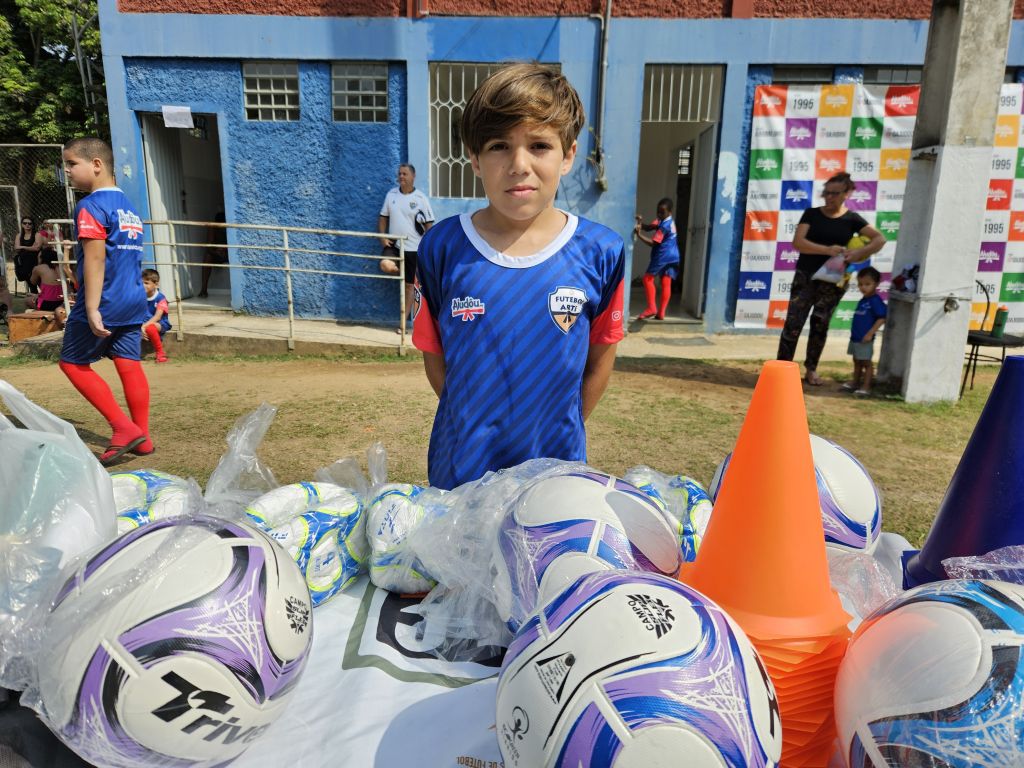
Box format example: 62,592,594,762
827,548,900,630
203,403,279,517
624,466,713,562
943,545,1024,583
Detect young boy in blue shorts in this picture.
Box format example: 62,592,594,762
633,197,681,320
412,63,625,490
141,268,171,363
843,266,887,397
60,138,154,465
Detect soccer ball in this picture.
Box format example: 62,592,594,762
709,434,881,553
245,482,367,606
36,515,312,768
366,483,439,595
492,470,681,631
835,579,1024,767
111,469,191,534
496,570,782,768
625,468,714,562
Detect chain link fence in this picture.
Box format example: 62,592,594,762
0,144,75,294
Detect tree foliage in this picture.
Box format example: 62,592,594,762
0,0,107,143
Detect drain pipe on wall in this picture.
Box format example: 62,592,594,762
589,0,612,191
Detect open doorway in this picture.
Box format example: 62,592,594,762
632,65,723,323
139,113,228,307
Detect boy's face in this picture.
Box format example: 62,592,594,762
143,278,158,295
470,123,576,224
858,276,878,296
63,150,101,192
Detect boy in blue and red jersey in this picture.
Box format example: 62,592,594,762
634,197,681,320
412,63,625,490
60,138,154,465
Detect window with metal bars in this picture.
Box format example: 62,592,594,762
243,61,300,121
642,65,723,123
863,66,922,85
332,63,388,122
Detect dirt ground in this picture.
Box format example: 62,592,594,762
0,353,997,547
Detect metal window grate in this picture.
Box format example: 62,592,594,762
771,65,835,84
243,61,300,122
429,62,505,198
642,65,723,123
332,63,388,122
863,66,922,85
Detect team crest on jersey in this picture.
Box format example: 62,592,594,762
549,286,587,333
451,296,485,321
117,208,144,240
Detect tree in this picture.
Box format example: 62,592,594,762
0,0,107,143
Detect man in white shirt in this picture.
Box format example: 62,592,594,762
379,164,435,330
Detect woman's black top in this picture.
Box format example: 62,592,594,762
794,207,868,276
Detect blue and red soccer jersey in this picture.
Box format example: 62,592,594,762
146,290,172,333
413,213,625,490
68,187,148,327
646,215,681,276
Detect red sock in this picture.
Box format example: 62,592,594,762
144,324,167,360
59,361,139,445
641,273,657,314
114,357,153,453
657,275,672,318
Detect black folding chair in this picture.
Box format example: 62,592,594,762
961,280,1024,398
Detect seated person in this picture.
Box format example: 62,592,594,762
31,248,65,312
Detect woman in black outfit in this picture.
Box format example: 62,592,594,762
776,172,885,386
13,217,43,294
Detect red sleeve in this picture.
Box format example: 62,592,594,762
76,207,107,240
590,279,624,344
156,298,169,313
411,280,443,354
651,219,665,245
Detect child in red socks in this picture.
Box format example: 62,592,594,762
141,269,171,363
60,137,154,466
634,197,681,320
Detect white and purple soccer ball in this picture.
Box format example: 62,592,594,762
836,579,1024,768
36,515,313,768
492,470,681,631
496,570,782,768
710,434,882,553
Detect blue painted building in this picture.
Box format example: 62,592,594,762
98,0,1024,330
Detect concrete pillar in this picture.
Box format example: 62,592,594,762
878,0,1014,402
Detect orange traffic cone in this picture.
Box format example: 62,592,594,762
678,360,851,767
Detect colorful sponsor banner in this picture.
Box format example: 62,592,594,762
737,84,1024,333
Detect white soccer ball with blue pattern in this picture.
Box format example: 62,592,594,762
496,570,782,768
111,470,191,534
245,482,366,607
492,470,681,632
366,483,440,595
710,434,882,554
836,579,1024,767
625,467,713,562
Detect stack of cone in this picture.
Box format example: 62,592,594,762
904,355,1024,587
679,361,851,767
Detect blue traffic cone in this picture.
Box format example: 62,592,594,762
904,355,1024,587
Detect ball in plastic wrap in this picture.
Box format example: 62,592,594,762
366,483,440,595
710,434,881,553
111,469,190,534
493,470,681,631
836,579,1024,768
245,482,366,606
625,468,713,562
496,570,782,768
36,515,312,768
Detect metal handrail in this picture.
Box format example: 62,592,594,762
44,218,409,353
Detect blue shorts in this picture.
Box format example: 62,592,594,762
647,263,679,280
61,322,142,364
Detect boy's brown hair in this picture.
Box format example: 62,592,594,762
64,137,114,170
142,268,160,283
460,63,585,156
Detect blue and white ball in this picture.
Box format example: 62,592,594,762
36,515,312,767
710,434,882,553
496,571,782,768
836,579,1024,768
245,482,366,606
492,470,681,631
366,483,439,595
111,470,191,534
625,468,714,562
